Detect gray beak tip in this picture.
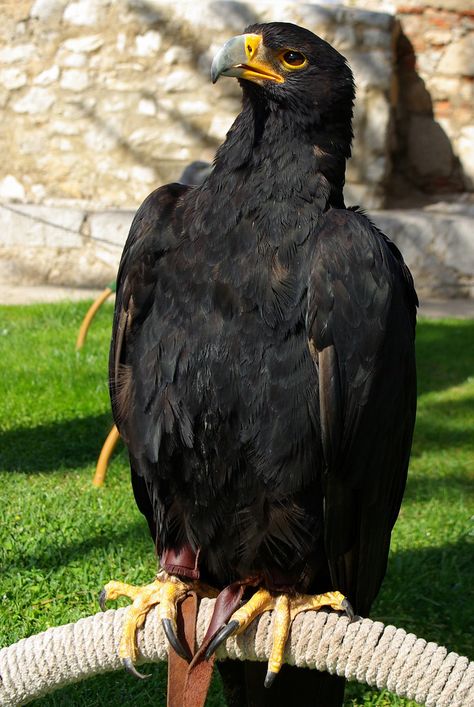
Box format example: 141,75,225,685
210,35,247,86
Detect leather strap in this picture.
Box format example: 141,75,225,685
182,582,249,707
201,582,246,647
183,652,216,707
167,593,198,707
161,546,200,580
167,578,259,706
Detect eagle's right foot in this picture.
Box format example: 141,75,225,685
205,587,354,687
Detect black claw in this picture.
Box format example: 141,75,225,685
122,657,151,680
341,598,355,622
264,671,277,689
98,589,107,612
162,618,192,662
204,620,239,661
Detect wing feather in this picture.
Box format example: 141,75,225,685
109,183,189,435
309,208,417,614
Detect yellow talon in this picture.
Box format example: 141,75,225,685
118,580,166,662
231,588,274,632
100,571,220,675
290,589,348,619
100,573,191,671
215,586,352,687
268,594,291,676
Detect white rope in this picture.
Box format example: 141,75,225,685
0,600,472,706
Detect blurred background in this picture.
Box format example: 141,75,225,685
0,0,472,307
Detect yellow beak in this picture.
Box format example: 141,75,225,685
211,34,283,85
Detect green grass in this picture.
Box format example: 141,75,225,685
0,302,473,706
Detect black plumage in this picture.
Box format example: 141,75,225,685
110,22,417,705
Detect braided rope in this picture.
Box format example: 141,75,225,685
0,600,472,706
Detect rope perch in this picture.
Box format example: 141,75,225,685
0,599,472,706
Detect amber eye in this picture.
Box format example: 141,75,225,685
281,50,307,69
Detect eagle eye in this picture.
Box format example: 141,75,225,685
280,50,307,69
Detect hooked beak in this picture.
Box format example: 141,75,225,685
210,34,284,85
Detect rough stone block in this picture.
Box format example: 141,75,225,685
364,90,390,152
362,27,393,49
333,24,357,51
437,35,474,76
178,99,208,116
30,0,68,20
343,6,393,30
130,166,156,184
33,65,60,86
0,43,35,64
163,46,193,66
365,156,388,183
126,0,164,25
83,127,118,152
88,210,134,248
350,51,392,90
0,204,84,248
138,97,157,115
60,69,89,91
134,30,162,56
55,47,87,67
63,0,103,26
0,68,27,90
294,3,337,29
12,87,55,114
0,176,26,202
344,183,383,209
159,69,200,93
50,119,81,135
208,114,235,142
61,35,104,53
425,75,459,102
373,207,474,298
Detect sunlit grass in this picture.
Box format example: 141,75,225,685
0,304,472,706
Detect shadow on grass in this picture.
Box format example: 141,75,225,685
0,413,116,473
410,395,474,458
403,471,472,503
8,517,150,573
416,319,474,396
375,537,473,658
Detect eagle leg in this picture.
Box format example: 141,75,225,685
99,570,205,677
205,587,353,688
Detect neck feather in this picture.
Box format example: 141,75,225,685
209,87,352,210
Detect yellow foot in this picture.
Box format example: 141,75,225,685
99,570,217,679
205,587,353,688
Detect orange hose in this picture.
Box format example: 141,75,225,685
75,288,113,350
92,424,121,487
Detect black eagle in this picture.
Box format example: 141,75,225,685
104,22,417,706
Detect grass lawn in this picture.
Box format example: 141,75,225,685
0,301,473,706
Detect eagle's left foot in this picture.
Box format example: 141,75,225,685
205,587,353,687
99,570,216,678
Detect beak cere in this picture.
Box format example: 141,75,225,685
210,33,284,85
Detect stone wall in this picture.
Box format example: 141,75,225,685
346,0,474,197
393,2,474,195
0,0,396,210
